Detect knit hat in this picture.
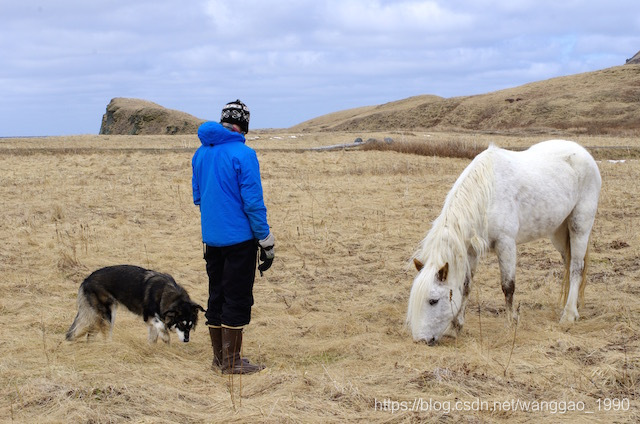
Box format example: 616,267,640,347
220,99,250,133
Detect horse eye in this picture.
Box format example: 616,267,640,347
429,299,439,306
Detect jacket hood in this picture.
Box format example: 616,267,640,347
197,121,246,147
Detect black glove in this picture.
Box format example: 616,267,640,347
258,247,274,276
258,233,275,276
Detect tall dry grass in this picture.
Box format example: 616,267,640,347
362,137,486,159
361,132,640,160
0,131,638,423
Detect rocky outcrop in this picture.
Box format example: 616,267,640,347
99,98,205,135
626,50,640,65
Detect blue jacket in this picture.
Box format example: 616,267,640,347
192,121,270,247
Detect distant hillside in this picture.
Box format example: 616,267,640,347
627,50,640,65
292,65,640,135
100,98,205,135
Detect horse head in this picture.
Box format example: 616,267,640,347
407,259,469,345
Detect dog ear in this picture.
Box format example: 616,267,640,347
192,302,205,313
163,310,177,322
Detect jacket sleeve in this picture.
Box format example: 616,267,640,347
191,150,201,206
236,150,270,239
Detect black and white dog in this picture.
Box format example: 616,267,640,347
66,265,204,343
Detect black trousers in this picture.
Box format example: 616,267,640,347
204,239,257,327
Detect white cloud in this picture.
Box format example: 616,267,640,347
331,0,469,33
1,0,640,135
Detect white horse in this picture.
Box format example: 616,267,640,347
407,140,601,344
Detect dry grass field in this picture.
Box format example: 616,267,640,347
1,131,638,423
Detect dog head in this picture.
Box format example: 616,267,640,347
163,301,205,343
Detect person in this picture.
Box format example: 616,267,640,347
192,99,274,375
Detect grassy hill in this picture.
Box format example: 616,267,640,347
292,65,640,135
100,98,205,135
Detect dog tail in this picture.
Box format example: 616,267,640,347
66,285,98,341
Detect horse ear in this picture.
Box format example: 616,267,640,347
437,263,449,282
413,258,424,271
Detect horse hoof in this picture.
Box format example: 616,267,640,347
559,311,578,324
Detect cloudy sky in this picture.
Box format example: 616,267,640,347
1,0,639,136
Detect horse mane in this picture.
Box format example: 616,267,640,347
407,147,496,330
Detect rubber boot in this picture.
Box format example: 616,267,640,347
210,325,251,373
221,327,265,375
208,326,223,371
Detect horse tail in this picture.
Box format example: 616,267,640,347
559,232,590,308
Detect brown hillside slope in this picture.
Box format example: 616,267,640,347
627,50,640,65
100,98,205,135
292,65,640,135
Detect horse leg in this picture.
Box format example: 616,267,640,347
551,220,569,263
495,238,517,324
560,215,593,323
456,250,478,329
